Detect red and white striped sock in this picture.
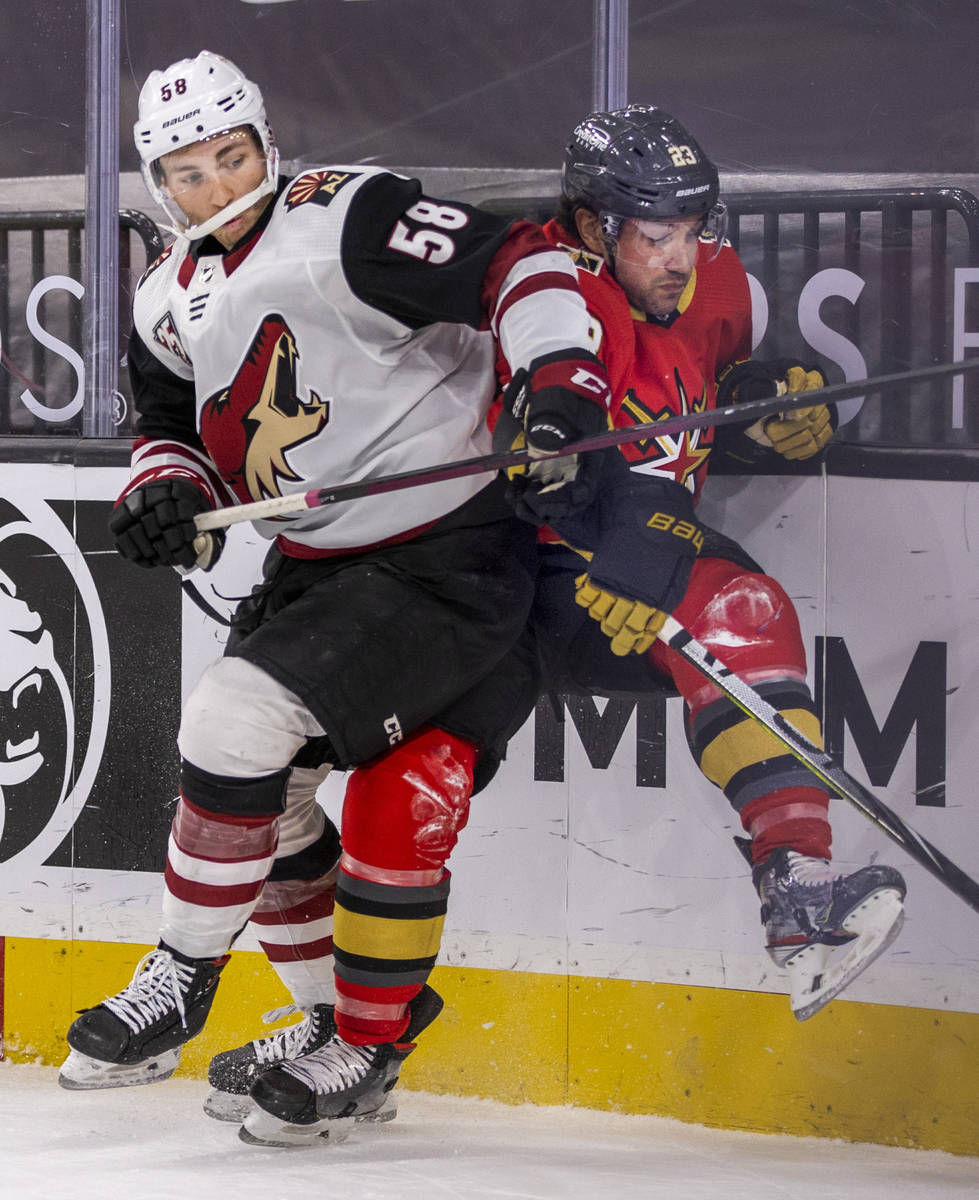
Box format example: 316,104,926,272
251,870,338,1008
161,795,278,959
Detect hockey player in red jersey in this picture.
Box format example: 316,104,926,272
58,51,613,1145
495,105,906,1026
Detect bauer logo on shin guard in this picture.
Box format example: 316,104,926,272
383,713,403,745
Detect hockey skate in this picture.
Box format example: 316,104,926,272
58,945,228,1090
240,984,444,1147
753,848,906,1021
205,1003,340,1122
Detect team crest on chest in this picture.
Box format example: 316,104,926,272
620,368,711,491
285,170,360,211
200,314,330,502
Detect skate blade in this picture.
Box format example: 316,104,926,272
239,1106,354,1148
203,1088,250,1123
238,1094,398,1149
207,1087,398,1125
58,1047,182,1090
787,888,905,1021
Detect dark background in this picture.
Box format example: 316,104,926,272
0,490,181,870
5,0,977,179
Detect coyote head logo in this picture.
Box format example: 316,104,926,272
200,314,329,502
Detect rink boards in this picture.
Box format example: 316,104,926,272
0,455,976,1155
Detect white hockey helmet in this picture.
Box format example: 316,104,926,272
133,50,279,240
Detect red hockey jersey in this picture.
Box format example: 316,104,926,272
540,218,753,502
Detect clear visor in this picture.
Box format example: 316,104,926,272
154,126,266,205
602,202,729,265
149,125,277,240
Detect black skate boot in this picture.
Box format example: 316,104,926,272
204,1003,338,1121
752,847,906,1020
240,984,444,1147
58,944,228,1090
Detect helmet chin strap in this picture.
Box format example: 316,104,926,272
168,176,277,242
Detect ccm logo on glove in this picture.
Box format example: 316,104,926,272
569,365,611,395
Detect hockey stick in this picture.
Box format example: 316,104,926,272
657,615,979,915
194,357,979,533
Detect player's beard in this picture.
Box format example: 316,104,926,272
640,270,690,318
611,249,692,319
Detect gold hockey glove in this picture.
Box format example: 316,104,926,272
575,573,668,656
756,379,833,460
717,360,833,461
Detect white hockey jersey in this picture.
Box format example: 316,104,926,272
127,167,592,553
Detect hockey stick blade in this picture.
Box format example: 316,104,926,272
195,357,979,533
658,616,979,915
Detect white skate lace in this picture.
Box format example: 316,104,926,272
253,1005,318,1065
102,949,195,1032
784,852,841,888
281,1037,378,1094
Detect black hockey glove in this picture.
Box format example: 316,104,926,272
109,477,224,571
716,359,834,462
494,348,611,524
551,453,704,656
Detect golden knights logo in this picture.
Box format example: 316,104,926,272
555,240,605,277
285,169,360,211
200,314,330,501
619,368,711,491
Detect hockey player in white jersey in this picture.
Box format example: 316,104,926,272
59,51,612,1145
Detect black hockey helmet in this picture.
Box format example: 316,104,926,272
562,105,726,250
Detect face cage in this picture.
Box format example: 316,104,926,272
600,202,729,262
144,123,279,241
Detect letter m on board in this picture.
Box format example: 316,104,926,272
533,694,667,788
814,638,947,806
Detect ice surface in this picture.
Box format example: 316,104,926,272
0,1062,975,1200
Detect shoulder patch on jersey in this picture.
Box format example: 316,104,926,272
152,311,190,365
137,244,174,290
285,170,361,211
554,240,605,276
